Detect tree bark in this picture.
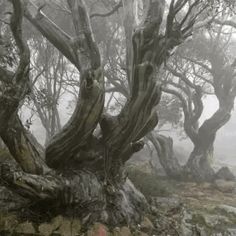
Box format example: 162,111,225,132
185,106,232,181
0,162,147,225
0,0,207,225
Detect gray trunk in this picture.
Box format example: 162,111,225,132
185,144,215,181
0,161,147,225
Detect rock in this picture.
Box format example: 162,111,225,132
58,219,71,236
133,230,149,236
215,167,235,181
39,216,81,236
112,227,121,236
216,204,236,216
120,227,132,236
195,191,205,197
39,215,63,236
51,215,64,229
71,218,81,235
39,223,55,236
201,182,212,189
150,205,158,215
228,228,236,234
0,214,18,232
15,222,36,234
87,223,108,236
113,226,132,236
140,216,154,234
152,197,182,211
214,179,236,193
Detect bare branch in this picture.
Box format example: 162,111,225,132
67,0,101,70
90,0,122,19
162,86,198,144
24,2,80,67
166,64,196,89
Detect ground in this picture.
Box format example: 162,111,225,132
128,167,236,235
1,160,236,235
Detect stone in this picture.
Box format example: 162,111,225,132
201,182,212,189
140,216,154,234
215,167,235,181
154,197,181,209
87,223,109,236
58,218,71,236
120,226,132,236
51,215,64,229
203,214,230,227
71,218,81,235
216,205,236,216
38,215,79,236
15,221,36,234
133,231,149,236
112,227,121,236
0,214,18,231
38,223,55,236
113,226,132,236
214,179,236,193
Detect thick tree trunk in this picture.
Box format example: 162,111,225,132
0,161,147,225
185,106,232,181
0,0,206,226
185,144,215,181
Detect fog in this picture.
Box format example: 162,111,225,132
22,93,236,172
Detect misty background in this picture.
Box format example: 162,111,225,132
21,93,236,170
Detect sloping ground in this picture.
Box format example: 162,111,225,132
128,167,236,235
1,180,236,235
173,181,236,235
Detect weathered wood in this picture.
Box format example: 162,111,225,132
45,68,104,169
0,0,211,224
0,0,47,174
0,162,147,225
24,0,105,169
1,116,48,174
185,106,232,181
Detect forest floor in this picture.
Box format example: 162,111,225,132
128,165,236,235
1,161,236,235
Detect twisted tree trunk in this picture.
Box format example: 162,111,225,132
185,106,232,181
0,0,205,225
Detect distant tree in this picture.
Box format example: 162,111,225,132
154,21,236,181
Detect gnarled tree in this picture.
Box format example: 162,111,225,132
0,0,211,225
158,24,236,181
